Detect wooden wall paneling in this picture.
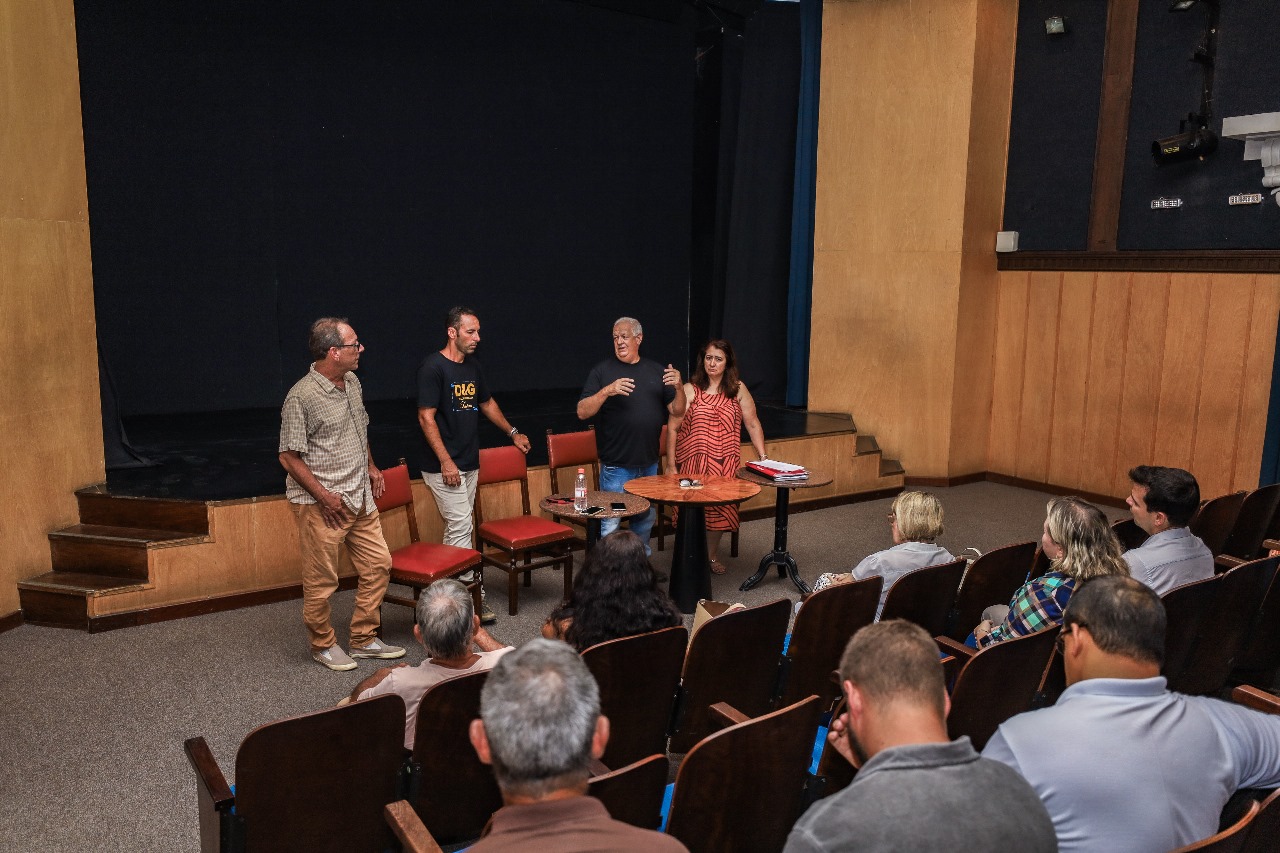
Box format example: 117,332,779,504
1150,274,1211,474
1233,275,1280,492
814,1,975,256
948,0,1017,479
0,217,103,616
1190,277,1254,498
251,498,305,588
1046,272,1098,489
1112,273,1172,494
193,504,251,600
1,0,101,616
1078,272,1131,495
812,0,992,480
0,0,89,223
950,256,1000,477
988,272,1031,474
1013,271,1064,483
809,250,961,476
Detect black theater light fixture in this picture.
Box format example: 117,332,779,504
1152,0,1220,165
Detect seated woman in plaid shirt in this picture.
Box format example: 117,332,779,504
973,496,1129,648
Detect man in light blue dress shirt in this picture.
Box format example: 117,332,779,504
1122,465,1214,595
983,576,1280,853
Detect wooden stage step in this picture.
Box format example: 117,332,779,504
74,487,209,535
19,571,152,595
49,524,206,547
47,524,209,581
18,572,155,631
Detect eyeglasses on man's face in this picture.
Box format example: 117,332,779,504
1056,620,1088,653
334,341,363,350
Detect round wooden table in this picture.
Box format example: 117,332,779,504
538,490,650,552
623,474,761,613
735,467,834,594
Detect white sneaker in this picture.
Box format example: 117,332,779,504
312,645,358,671
350,639,405,660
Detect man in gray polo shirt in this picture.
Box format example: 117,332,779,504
279,317,403,671
983,576,1280,852
783,621,1056,852
1122,465,1213,594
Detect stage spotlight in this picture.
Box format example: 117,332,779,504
1152,126,1218,164
1169,0,1199,10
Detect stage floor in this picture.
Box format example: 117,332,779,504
106,389,855,501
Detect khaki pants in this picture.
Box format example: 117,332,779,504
292,502,392,652
423,470,484,593
423,469,479,548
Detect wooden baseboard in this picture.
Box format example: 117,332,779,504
0,610,22,634
59,575,361,634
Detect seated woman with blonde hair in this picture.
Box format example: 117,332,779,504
811,491,954,619
974,495,1128,648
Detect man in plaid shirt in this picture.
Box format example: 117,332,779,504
279,317,404,671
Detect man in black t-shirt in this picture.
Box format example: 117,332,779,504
419,306,530,622
577,316,686,551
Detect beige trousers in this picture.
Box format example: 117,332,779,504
292,502,392,652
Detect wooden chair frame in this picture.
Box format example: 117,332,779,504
546,427,600,552
375,459,482,615
473,446,574,615
666,695,822,853
184,695,409,853
777,576,882,711
581,625,688,769
878,558,968,637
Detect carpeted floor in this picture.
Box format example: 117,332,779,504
0,482,1124,852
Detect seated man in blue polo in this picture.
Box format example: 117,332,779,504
1122,465,1213,595
576,316,685,554
983,575,1280,852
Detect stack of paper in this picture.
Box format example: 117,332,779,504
746,459,808,481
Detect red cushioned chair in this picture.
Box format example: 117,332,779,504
474,445,574,616
374,460,482,616
546,427,600,552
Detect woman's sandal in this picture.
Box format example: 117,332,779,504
710,559,727,575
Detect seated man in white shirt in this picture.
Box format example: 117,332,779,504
983,576,1280,853
1123,465,1213,594
351,579,511,749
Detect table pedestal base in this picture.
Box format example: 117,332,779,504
670,505,712,613
739,488,810,595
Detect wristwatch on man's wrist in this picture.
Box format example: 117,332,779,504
509,426,519,437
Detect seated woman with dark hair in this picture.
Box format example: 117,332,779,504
542,530,683,652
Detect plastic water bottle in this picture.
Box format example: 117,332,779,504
574,468,588,512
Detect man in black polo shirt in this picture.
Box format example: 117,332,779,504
576,316,686,552
419,306,530,622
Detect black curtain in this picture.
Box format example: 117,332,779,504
690,2,801,403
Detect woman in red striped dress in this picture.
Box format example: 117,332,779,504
667,340,768,574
